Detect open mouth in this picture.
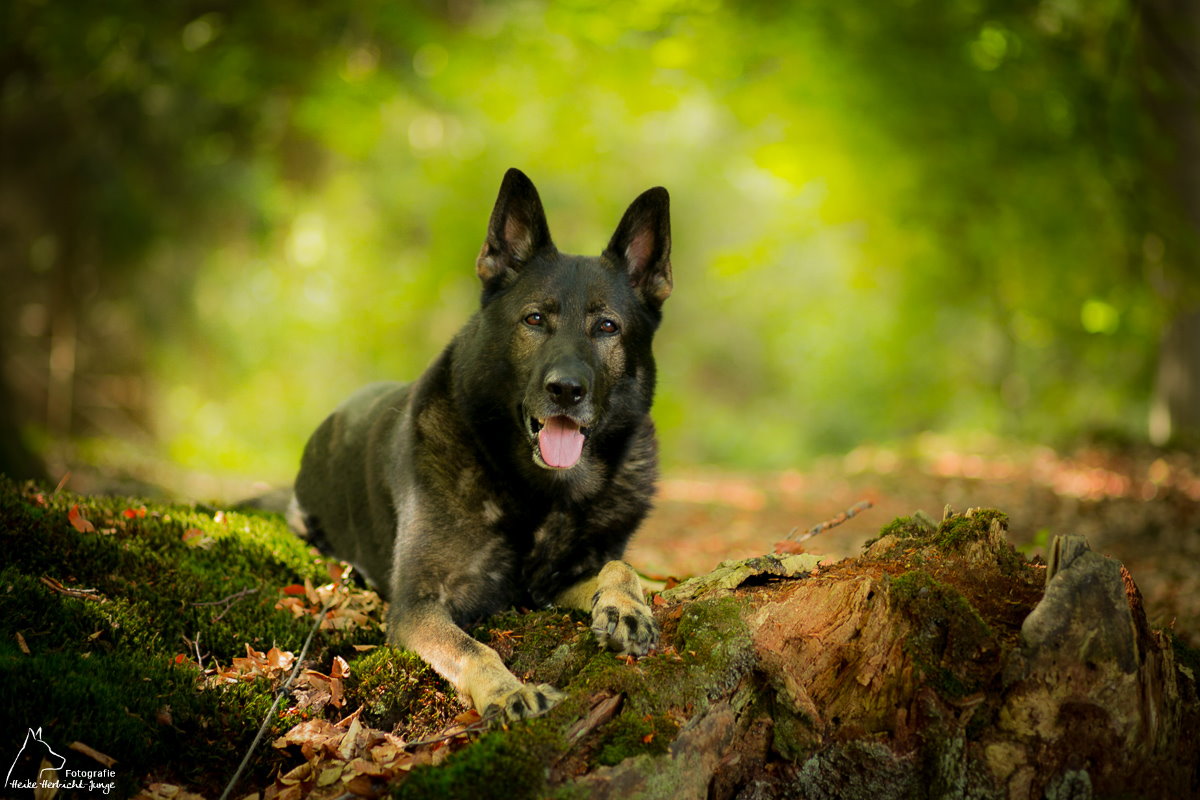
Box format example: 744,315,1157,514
529,415,591,470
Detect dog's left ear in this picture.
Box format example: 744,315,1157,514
477,168,555,285
606,187,672,307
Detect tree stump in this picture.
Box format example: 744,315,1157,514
544,508,1199,799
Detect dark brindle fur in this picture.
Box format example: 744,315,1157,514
291,168,671,718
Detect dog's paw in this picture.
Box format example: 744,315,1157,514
485,682,565,721
591,589,660,657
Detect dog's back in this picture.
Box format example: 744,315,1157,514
295,381,415,592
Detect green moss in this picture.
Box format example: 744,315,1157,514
409,594,759,788
933,509,1008,550
0,476,383,795
887,571,996,699
473,608,593,685
394,725,560,800
0,474,767,794
594,711,676,766
344,646,455,734
770,708,819,762
862,511,936,549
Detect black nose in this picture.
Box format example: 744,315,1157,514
545,374,588,406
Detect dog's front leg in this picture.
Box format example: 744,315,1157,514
392,603,564,720
558,561,660,657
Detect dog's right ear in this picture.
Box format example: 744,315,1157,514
477,168,555,285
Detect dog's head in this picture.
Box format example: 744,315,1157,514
469,168,671,473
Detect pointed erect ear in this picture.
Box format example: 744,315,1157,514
476,168,554,285
605,186,672,307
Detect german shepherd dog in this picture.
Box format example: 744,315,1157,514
291,168,671,719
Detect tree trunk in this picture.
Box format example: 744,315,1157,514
1151,310,1200,445
1141,0,1200,445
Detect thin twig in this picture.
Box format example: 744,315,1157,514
192,586,260,606
399,714,497,751
218,596,336,800
39,575,101,600
193,631,203,672
193,586,259,624
785,500,873,544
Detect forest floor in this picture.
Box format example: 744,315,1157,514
631,437,1200,646
60,435,1200,646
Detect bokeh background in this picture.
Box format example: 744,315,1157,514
4,0,1199,499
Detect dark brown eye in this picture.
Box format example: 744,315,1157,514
597,319,620,335
524,312,545,327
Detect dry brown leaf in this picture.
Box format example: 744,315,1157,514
68,504,95,533
316,765,344,787
275,597,309,618
330,655,351,679
337,717,362,761
266,647,295,672
273,718,343,761
279,761,314,787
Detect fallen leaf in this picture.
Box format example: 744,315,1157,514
278,761,312,786
273,718,343,761
453,709,482,726
182,528,213,548
281,584,308,596
15,631,30,654
338,717,362,760
316,765,343,787
330,655,351,679
266,647,295,673
68,505,96,533
275,597,310,618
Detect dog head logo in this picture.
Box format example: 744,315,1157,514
5,727,66,787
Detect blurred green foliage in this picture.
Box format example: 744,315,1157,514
3,0,1187,484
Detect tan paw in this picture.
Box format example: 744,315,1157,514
484,682,566,721
592,589,660,656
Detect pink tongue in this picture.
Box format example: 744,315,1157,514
538,416,585,468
